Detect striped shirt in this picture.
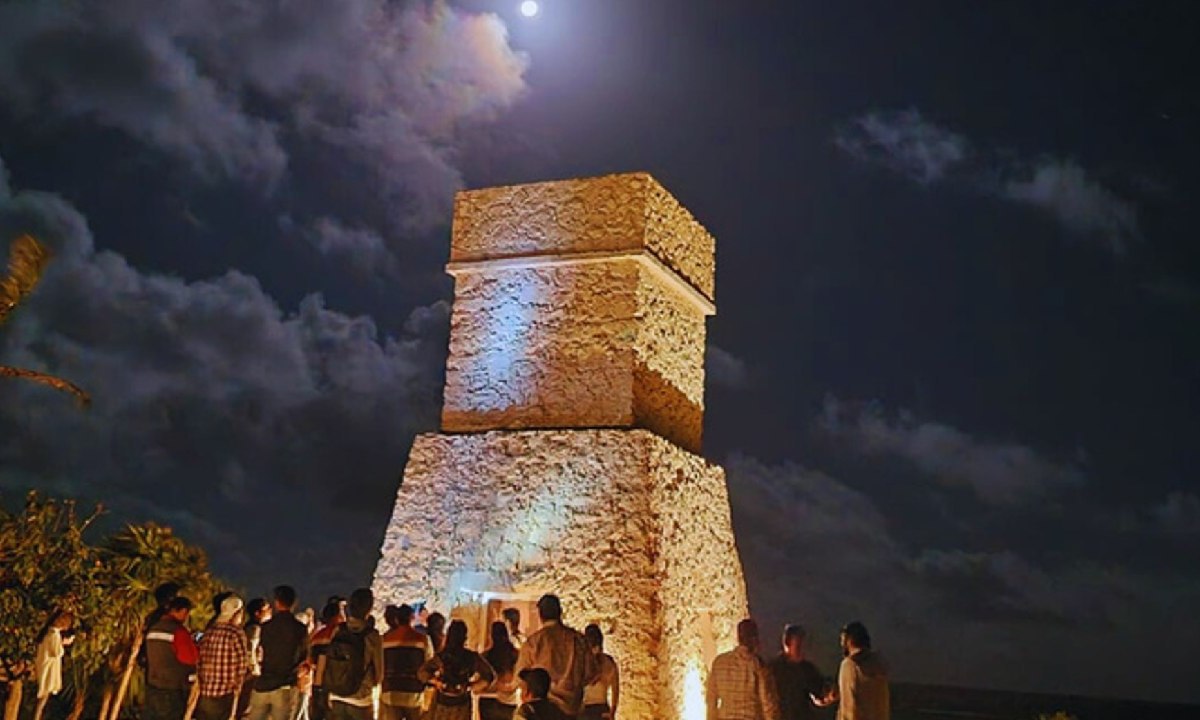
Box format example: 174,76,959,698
198,622,251,697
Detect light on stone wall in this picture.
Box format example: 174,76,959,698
681,659,706,720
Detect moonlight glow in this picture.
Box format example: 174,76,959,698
520,1,539,18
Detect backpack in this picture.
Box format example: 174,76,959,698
323,626,367,696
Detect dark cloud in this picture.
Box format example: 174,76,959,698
1152,491,1200,535
818,396,1083,505
836,109,1140,255
706,343,750,389
0,0,528,260
279,214,398,280
724,453,1200,702
0,154,449,597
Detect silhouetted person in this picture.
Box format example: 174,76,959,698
503,607,525,649
237,598,272,718
247,586,307,720
769,624,828,720
426,612,447,653
479,621,519,720
309,601,346,720
515,595,598,719
707,618,780,720
418,619,495,720
580,624,619,720
516,668,567,720
146,597,199,720
327,588,382,720
835,622,889,720
381,604,432,720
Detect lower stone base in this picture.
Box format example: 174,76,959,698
372,429,747,720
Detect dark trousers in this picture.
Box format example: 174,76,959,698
478,698,516,720
145,687,188,720
309,689,330,720
195,694,237,720
379,704,423,720
329,702,372,720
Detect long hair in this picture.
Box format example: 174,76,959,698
443,619,468,653
35,609,70,643
485,621,517,673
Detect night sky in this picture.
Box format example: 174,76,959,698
2,0,1198,705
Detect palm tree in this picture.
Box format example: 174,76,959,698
0,234,89,406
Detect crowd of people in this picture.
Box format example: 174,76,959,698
130,587,618,720
31,583,888,720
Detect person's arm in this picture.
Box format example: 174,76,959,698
417,655,441,687
514,638,531,674
471,653,496,691
173,627,199,668
608,657,620,719
758,660,781,720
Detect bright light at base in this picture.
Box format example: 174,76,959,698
681,661,706,720
520,1,539,18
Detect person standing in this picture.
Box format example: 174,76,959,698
418,620,494,720
196,596,251,720
237,598,272,719
835,622,889,720
478,621,519,720
34,611,75,720
580,625,619,720
247,586,308,720
145,597,200,720
514,595,597,719
326,588,383,720
502,608,525,649
706,618,780,720
768,625,828,720
380,604,432,720
308,601,346,720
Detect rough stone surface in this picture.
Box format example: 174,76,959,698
372,430,748,720
450,172,716,301
441,257,707,452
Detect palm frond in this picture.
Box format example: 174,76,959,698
0,234,52,326
0,366,91,407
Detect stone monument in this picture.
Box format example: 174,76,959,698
372,173,748,719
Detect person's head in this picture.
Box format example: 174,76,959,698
427,612,446,635
502,607,521,633
320,601,345,627
211,591,235,617
246,597,271,624
840,622,871,655
414,602,429,624
154,582,181,608
444,619,468,652
489,621,511,650
736,618,761,653
384,605,405,630
273,585,297,612
584,623,603,653
48,610,74,631
167,596,193,622
218,595,245,625
518,668,551,701
536,594,562,622
347,588,373,621
781,624,806,660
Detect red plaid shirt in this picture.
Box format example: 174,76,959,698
197,622,251,697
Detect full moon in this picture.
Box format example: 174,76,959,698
520,1,539,18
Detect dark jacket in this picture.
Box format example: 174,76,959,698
146,615,198,690
255,610,308,691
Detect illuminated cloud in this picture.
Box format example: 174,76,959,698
836,108,1140,255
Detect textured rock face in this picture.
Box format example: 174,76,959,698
372,430,748,720
375,173,748,719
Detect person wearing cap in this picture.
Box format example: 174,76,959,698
768,625,827,720
516,668,568,720
514,595,598,719
706,618,780,720
145,596,200,720
196,596,252,720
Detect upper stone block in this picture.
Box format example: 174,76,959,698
450,172,715,301
442,173,716,452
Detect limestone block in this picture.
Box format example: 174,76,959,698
372,429,748,720
450,173,715,301
441,258,708,452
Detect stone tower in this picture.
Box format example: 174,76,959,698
372,173,748,720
